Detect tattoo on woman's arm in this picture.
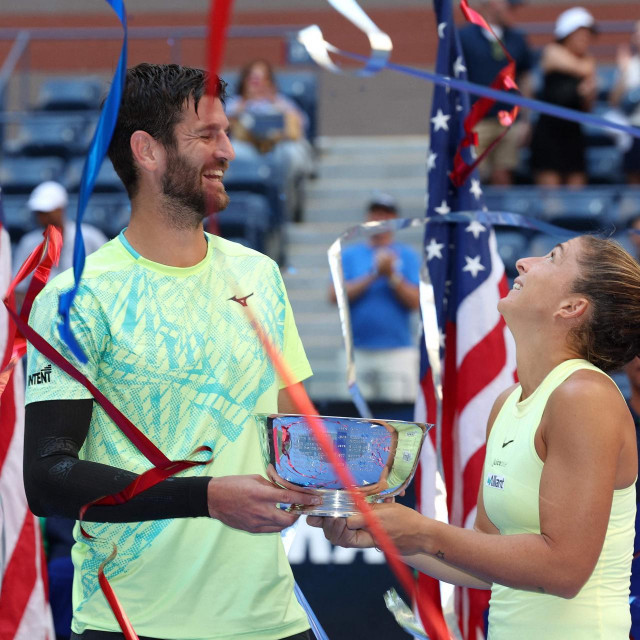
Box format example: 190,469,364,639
435,550,445,560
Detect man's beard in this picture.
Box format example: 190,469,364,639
161,147,229,230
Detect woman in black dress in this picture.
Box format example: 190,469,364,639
530,7,597,187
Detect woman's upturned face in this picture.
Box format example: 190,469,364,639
498,237,584,324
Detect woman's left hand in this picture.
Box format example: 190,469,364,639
347,502,434,556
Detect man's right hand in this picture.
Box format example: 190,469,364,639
207,475,322,533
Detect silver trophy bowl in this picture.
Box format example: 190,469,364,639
258,414,431,517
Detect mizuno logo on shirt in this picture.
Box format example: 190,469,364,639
28,364,52,386
486,474,505,490
228,293,254,307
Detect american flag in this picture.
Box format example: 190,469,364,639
414,1,517,639
0,194,54,639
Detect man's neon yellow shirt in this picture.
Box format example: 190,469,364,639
26,232,312,640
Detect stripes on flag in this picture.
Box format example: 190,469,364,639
0,217,54,639
415,1,517,639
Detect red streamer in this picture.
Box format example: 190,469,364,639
206,0,235,97
449,0,521,187
205,0,234,235
0,226,62,396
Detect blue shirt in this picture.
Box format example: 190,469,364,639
341,242,420,349
459,24,533,117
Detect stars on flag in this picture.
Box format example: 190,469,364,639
426,238,445,261
438,22,447,38
431,109,451,132
453,56,467,78
426,150,438,173
462,255,486,278
434,200,451,216
469,178,483,200
465,220,487,239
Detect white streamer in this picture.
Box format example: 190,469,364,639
297,0,392,76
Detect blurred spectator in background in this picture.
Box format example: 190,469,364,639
226,59,313,176
530,7,598,187
12,181,107,308
459,0,534,185
329,194,420,403
610,21,640,184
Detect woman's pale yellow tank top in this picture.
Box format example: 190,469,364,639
483,359,635,640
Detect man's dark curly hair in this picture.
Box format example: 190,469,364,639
108,63,227,198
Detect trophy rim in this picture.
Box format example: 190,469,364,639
256,412,434,433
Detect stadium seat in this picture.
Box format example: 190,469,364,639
527,233,559,259
610,369,631,402
0,194,32,244
495,229,529,279
285,35,314,66
0,156,66,194
213,192,272,253
537,188,617,232
617,187,640,228
586,146,623,184
36,77,104,111
67,194,130,238
5,113,92,159
483,186,541,218
276,72,318,142
596,65,617,104
611,229,636,256
583,104,619,148
64,157,125,193
222,156,282,225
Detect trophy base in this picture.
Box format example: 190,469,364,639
287,489,375,517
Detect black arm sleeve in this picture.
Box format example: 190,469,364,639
23,399,210,522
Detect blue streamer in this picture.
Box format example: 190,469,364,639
294,580,330,640
334,48,640,141
57,0,128,363
439,210,577,239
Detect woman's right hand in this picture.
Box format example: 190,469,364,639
307,515,376,549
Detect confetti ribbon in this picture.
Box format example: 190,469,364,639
57,0,127,364
297,0,391,77
305,48,640,143
0,225,62,396
450,0,520,187
206,0,234,96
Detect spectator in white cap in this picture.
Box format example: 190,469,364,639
328,193,420,403
529,6,597,187
13,181,107,306
610,20,640,185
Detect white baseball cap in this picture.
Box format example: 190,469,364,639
27,181,68,213
554,7,596,40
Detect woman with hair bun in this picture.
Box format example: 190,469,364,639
310,235,639,639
